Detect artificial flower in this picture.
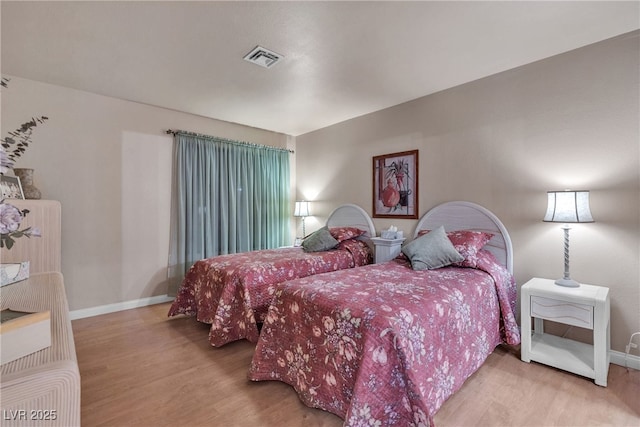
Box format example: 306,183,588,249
0,201,41,249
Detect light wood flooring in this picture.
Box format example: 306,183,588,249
72,302,640,426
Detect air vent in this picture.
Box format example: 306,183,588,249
243,46,283,68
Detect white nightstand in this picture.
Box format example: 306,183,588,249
520,277,610,386
370,237,406,263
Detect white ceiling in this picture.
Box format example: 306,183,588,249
2,1,638,136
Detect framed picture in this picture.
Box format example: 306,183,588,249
372,150,418,219
0,175,25,200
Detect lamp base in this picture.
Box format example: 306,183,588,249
554,278,580,288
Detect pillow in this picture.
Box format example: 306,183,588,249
329,226,366,243
446,230,494,268
302,226,339,252
418,229,493,268
401,226,464,270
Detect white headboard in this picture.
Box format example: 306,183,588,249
326,204,376,238
413,201,513,273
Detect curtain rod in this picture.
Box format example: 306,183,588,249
166,129,294,154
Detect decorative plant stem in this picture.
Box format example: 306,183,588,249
0,77,49,171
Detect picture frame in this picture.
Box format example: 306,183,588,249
372,150,418,219
0,175,25,200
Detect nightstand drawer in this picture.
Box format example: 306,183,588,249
531,295,594,329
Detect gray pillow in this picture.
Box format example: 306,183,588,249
302,226,339,252
401,226,464,270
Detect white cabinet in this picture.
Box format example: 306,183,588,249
1,272,80,426
521,277,610,386
370,237,405,264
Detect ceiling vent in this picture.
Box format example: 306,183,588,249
243,46,283,68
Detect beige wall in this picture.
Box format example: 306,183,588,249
296,31,640,352
1,76,293,310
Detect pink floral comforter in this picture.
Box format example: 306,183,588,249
168,239,372,346
248,250,520,427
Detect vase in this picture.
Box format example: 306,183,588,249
399,189,412,207
381,179,400,207
13,168,42,200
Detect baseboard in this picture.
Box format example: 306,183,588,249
69,295,174,320
610,349,640,370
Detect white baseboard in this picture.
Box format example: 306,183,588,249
610,349,640,370
69,295,174,320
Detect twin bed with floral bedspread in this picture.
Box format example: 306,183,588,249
168,204,376,347
247,201,521,426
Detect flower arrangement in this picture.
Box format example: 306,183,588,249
384,158,411,192
0,77,48,174
383,158,413,209
0,201,41,249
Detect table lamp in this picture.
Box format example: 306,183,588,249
543,190,594,287
294,200,311,237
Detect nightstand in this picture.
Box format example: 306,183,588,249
370,237,405,263
520,277,610,386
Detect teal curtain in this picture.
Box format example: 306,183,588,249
169,132,290,281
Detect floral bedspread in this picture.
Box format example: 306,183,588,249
248,250,520,427
168,239,372,346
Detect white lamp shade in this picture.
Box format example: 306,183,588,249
294,201,310,217
544,190,594,223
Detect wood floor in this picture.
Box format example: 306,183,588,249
72,302,640,427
